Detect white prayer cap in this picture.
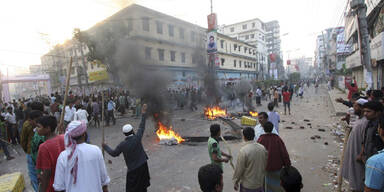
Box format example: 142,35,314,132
122,124,133,133
356,98,368,105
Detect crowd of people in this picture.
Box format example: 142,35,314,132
202,103,302,192
335,84,384,191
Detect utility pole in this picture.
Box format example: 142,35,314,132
351,0,373,89
210,0,213,14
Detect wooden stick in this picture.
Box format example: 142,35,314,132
337,121,351,192
101,91,105,157
58,57,73,134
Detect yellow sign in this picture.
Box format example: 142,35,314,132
88,70,109,82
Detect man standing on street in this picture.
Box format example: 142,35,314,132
282,88,291,115
63,101,76,129
341,98,369,192
20,110,42,191
254,112,278,141
361,101,384,162
106,98,116,126
256,87,262,106
364,115,384,191
53,121,110,192
198,164,224,192
233,127,267,191
102,104,150,192
267,102,280,133
208,124,232,171
36,116,65,192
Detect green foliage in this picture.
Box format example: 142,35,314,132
289,72,301,82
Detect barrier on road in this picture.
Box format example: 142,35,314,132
0,172,25,192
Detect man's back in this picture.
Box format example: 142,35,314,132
54,143,110,192
233,142,267,189
267,111,280,133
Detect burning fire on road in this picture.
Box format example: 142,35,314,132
249,111,258,117
204,106,227,120
156,121,185,144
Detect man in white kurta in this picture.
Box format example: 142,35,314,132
53,121,110,192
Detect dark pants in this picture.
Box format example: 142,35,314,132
126,162,150,192
7,124,19,144
256,96,261,105
284,101,290,114
106,110,116,126
0,139,10,157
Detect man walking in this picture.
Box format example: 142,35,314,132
63,101,76,129
5,106,19,144
53,121,110,191
233,127,267,192
102,104,150,192
256,87,262,106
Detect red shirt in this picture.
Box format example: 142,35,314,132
257,134,291,171
282,91,291,102
36,135,65,192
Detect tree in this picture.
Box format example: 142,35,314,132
289,72,301,83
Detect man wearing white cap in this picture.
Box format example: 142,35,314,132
102,104,150,192
53,120,110,192
342,98,369,191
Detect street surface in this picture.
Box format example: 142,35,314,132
0,86,345,192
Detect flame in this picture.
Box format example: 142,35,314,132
249,111,258,117
204,106,227,120
156,122,185,143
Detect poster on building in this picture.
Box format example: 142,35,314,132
336,30,351,54
207,13,217,31
207,31,217,54
88,70,109,82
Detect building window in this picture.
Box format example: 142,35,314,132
158,49,164,61
170,51,176,62
220,40,224,49
245,35,249,40
192,54,196,64
191,31,196,41
234,60,237,67
142,17,150,31
238,46,241,52
156,21,163,34
182,71,186,77
168,24,174,37
234,44,237,51
230,27,234,32
244,47,248,53
252,22,255,28
221,58,225,66
242,24,247,30
179,28,185,39
239,61,242,68
145,47,151,59
251,34,255,39
181,52,186,63
71,67,75,75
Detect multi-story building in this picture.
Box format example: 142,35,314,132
314,35,325,72
344,0,384,89
216,33,258,81
265,20,284,79
219,19,268,80
42,4,260,92
29,65,43,74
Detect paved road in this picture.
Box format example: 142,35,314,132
0,85,342,192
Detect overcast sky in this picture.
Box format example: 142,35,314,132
0,0,347,75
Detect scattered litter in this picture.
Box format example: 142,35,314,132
300,126,305,129
291,122,295,124
159,138,178,145
304,119,310,122
324,142,328,145
108,160,112,164
318,129,326,132
310,136,316,140
285,127,293,129
180,118,186,122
